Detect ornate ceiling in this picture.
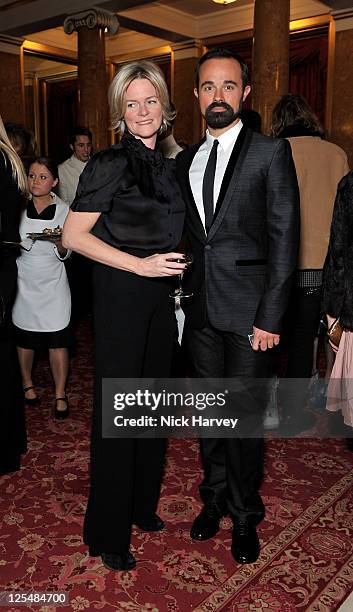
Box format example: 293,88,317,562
1,0,352,75
0,0,348,39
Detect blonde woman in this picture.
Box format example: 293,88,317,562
63,60,186,570
0,115,28,475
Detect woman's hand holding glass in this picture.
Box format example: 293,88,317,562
168,253,193,298
137,252,187,278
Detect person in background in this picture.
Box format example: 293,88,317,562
159,102,185,365
58,127,93,320
240,108,262,133
270,94,349,435
63,60,185,572
4,122,37,173
58,126,93,205
158,102,183,159
12,157,72,420
323,171,353,434
0,115,28,475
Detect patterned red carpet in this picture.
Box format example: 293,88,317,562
1,320,353,611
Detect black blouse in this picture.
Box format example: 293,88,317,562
27,199,56,220
71,132,185,256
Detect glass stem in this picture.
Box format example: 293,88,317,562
178,272,184,294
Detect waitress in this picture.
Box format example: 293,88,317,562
63,60,185,571
13,157,71,419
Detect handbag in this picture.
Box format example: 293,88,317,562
327,317,343,349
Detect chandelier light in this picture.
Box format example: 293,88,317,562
212,0,238,4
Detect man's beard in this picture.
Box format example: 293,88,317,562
205,101,242,129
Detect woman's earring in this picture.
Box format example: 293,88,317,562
158,118,168,134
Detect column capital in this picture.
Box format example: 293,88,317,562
172,41,203,61
331,8,353,32
64,7,119,36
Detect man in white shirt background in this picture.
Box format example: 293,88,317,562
58,126,93,320
58,127,92,205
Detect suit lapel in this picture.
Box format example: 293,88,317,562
208,128,253,240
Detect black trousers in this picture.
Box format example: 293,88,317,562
185,323,272,525
83,265,175,553
280,286,322,417
284,286,322,378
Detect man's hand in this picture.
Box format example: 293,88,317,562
252,326,280,351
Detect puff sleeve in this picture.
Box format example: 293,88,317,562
71,147,128,214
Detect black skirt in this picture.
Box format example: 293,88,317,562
13,324,74,350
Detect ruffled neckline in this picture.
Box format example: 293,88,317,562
121,131,164,170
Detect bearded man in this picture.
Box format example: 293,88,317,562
176,48,300,565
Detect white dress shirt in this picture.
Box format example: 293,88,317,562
189,120,243,228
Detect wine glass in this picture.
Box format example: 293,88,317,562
169,253,194,299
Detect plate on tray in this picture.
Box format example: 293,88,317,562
27,229,62,241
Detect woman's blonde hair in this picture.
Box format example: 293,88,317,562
108,59,175,138
0,115,28,194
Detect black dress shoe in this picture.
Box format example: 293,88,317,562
54,397,69,420
231,521,260,564
23,385,40,406
89,549,136,571
190,504,222,541
134,514,165,532
101,552,136,571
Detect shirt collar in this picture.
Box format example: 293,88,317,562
205,120,243,153
70,154,87,169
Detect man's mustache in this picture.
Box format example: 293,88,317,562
206,101,233,113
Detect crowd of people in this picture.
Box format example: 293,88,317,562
1,47,352,573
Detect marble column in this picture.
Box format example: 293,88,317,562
0,36,25,124
64,8,119,150
330,10,353,167
172,43,203,146
252,0,290,134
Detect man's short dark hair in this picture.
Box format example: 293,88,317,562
69,126,92,146
195,48,250,91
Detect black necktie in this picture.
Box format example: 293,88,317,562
202,139,219,233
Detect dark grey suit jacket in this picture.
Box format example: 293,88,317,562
176,127,300,335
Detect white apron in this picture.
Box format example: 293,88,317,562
12,195,71,332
